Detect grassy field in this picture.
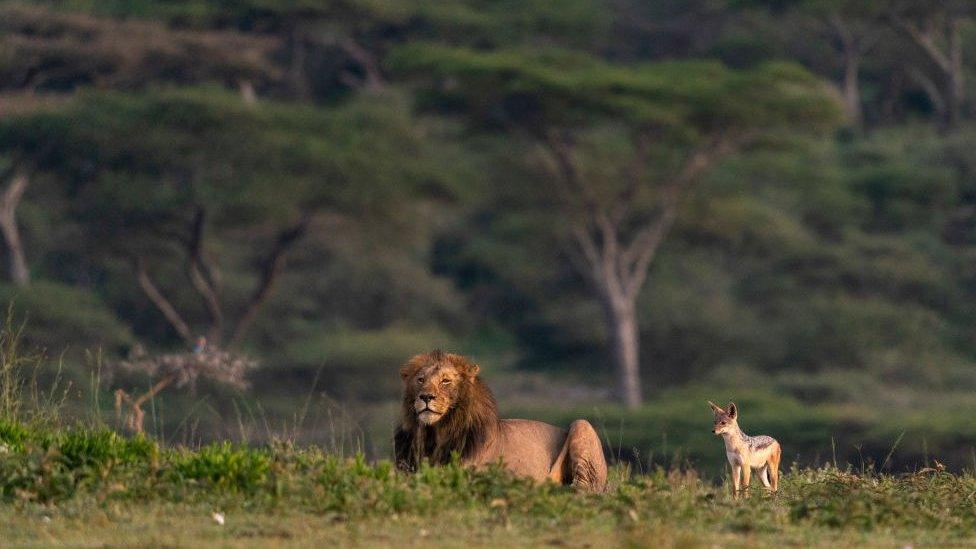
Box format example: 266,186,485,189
1,421,975,547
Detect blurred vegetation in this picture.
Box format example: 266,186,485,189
0,0,975,467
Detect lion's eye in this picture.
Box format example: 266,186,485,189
441,378,451,385
417,377,425,383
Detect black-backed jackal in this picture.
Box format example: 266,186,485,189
708,400,781,498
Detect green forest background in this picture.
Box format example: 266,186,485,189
1,0,976,476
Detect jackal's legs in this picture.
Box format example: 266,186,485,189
741,464,752,497
768,444,781,492
731,464,742,498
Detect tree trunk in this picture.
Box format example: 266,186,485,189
945,17,964,131
841,47,863,130
0,169,30,286
832,15,863,131
605,299,642,409
287,29,310,100
238,79,258,106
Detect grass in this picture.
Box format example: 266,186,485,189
1,421,976,547
2,324,976,546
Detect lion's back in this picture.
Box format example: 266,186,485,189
481,419,567,481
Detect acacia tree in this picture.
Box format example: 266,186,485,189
0,88,435,350
768,0,885,130
396,46,839,407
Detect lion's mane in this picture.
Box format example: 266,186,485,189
394,350,499,470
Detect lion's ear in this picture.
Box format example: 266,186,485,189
466,363,480,379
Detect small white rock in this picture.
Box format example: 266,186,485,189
211,512,225,526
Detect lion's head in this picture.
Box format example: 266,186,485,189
394,350,498,469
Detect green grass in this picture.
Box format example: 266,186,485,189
1,422,976,547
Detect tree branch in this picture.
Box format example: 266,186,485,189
184,208,223,343
828,13,856,52
336,36,386,92
228,214,312,346
134,256,195,346
620,135,736,299
0,166,30,286
908,67,947,116
889,13,952,74
564,225,602,289
610,131,653,225
543,131,601,215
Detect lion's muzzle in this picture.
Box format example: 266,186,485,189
415,394,446,424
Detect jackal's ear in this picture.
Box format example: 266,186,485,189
707,401,724,414
727,401,737,419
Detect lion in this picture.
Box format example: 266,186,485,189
393,350,607,491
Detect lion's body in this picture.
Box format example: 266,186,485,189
394,351,607,491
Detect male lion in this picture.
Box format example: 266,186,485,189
394,350,607,491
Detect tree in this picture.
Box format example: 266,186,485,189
733,0,890,130
793,1,886,130
395,45,840,407
0,4,281,101
0,88,442,350
886,1,975,131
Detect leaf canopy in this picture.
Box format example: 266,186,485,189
392,44,841,141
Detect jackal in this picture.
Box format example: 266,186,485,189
708,400,781,497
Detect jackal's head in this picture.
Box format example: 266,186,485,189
708,401,737,435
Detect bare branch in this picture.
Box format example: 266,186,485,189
336,37,386,92
184,208,223,342
228,214,312,346
564,226,601,288
908,67,947,116
0,166,30,286
620,135,737,299
610,131,653,225
134,256,195,346
114,346,256,433
889,13,952,74
828,13,856,51
542,131,601,214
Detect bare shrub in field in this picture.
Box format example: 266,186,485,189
113,338,256,434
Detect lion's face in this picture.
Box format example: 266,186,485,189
400,351,479,425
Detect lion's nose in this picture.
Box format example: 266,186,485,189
419,394,435,404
